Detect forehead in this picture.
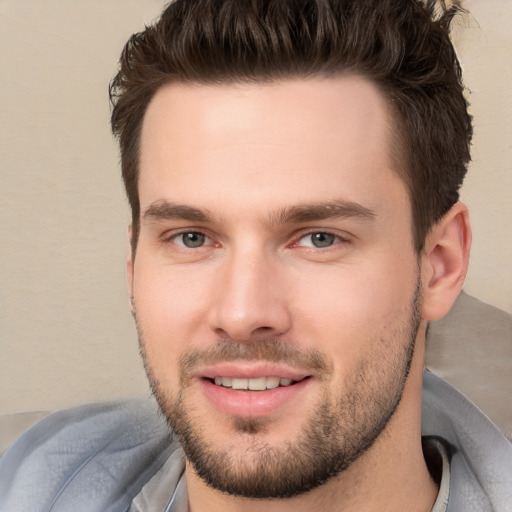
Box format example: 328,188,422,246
138,76,408,221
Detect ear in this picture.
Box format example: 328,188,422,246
127,223,135,311
421,202,471,321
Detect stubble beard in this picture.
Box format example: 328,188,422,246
136,281,422,499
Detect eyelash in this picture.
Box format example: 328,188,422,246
292,230,350,249
163,230,215,249
162,229,350,251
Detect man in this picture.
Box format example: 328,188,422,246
1,0,511,511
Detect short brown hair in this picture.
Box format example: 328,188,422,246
110,0,472,253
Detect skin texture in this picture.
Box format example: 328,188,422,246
129,77,471,512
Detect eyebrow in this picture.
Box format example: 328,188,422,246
143,201,213,223
142,199,376,226
270,200,376,225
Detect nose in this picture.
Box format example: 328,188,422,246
208,249,292,342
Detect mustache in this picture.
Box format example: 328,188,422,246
179,338,331,379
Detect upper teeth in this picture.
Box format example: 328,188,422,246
214,376,294,390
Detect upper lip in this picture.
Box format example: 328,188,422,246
198,362,311,381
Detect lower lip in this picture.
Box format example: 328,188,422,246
200,378,311,418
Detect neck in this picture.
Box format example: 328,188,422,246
186,332,438,512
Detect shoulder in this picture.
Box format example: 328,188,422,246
0,399,178,512
422,371,512,511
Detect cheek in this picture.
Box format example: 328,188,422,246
132,260,213,383
133,256,210,330
291,256,418,366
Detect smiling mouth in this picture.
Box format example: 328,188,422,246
210,376,306,391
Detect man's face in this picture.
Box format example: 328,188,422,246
131,77,423,498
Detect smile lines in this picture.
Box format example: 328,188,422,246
213,376,298,391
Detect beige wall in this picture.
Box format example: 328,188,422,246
1,0,511,415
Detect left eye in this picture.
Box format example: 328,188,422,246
297,232,339,248
172,232,210,248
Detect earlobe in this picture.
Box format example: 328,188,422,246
421,202,471,321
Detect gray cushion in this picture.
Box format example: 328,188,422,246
426,291,512,437
0,411,51,455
